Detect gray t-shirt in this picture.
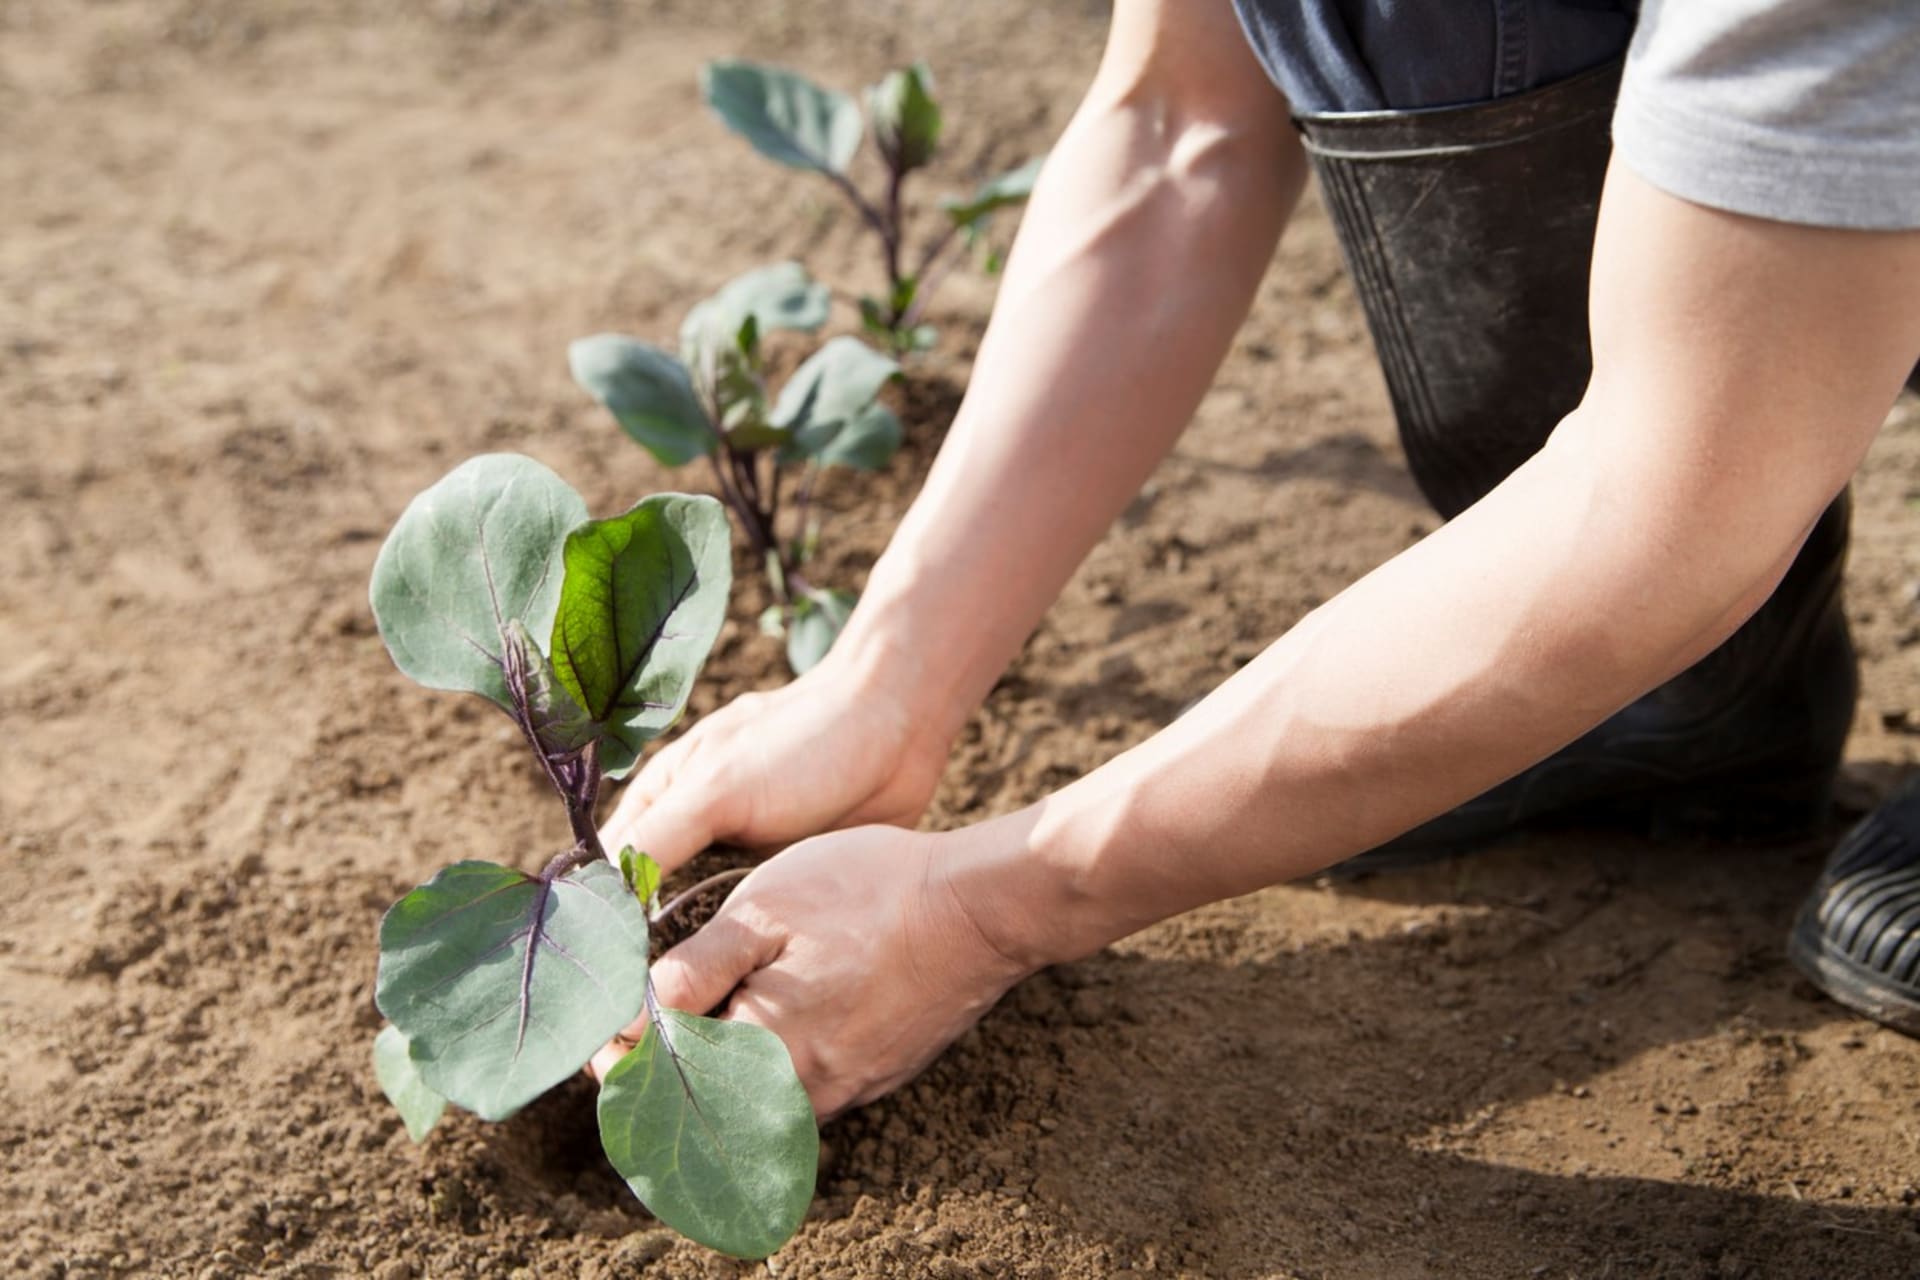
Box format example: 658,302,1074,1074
1613,0,1920,230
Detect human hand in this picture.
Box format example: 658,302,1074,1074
598,644,951,875
589,824,1038,1117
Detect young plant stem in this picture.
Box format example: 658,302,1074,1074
899,225,966,332
824,169,894,261
881,164,907,315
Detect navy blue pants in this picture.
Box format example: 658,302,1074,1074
1230,0,1634,113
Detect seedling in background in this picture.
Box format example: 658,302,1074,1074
571,262,899,674
703,58,1044,356
366,454,817,1260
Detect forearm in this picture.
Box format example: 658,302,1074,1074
834,42,1304,748
952,165,1920,970
966,414,1819,962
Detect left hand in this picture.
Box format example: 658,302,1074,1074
588,825,1038,1118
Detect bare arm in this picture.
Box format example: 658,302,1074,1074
601,0,1303,867
636,107,1920,1121
960,163,1920,966
837,0,1305,746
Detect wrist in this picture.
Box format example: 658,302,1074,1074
827,548,1000,759
934,791,1137,976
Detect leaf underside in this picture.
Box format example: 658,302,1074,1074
376,860,650,1121
549,494,733,780
370,454,588,712
372,1024,447,1143
597,1009,819,1259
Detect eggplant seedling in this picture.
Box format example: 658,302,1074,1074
570,262,899,674
367,453,816,1260
703,58,1044,356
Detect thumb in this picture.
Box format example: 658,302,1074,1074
650,909,781,1017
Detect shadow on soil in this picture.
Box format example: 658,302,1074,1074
438,803,1919,1276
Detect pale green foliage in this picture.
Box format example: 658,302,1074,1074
702,60,862,174
775,337,903,470
568,336,714,467
550,495,733,779
369,457,815,1256
369,455,585,711
372,1025,446,1143
599,1010,819,1259
785,588,857,675
376,860,650,1121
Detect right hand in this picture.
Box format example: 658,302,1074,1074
596,645,951,874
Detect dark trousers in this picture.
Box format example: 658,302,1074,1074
1230,0,1635,114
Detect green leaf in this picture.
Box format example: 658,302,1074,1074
372,1025,446,1143
785,402,900,472
680,262,831,366
503,619,598,755
570,335,716,468
370,454,587,713
786,588,856,675
703,60,862,175
774,337,900,470
549,494,733,779
376,860,650,1122
866,62,941,173
598,1009,819,1259
757,603,787,639
942,154,1046,227
906,324,939,352
619,846,663,910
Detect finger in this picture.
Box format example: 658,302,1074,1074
651,911,782,1017
604,783,723,877
599,743,715,874
588,1036,633,1083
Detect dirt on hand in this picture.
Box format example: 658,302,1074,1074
3,3,1918,1278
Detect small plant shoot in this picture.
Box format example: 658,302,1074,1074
703,59,1044,355
572,263,899,673
367,454,818,1259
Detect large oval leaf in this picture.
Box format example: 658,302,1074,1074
370,454,587,712
372,1024,447,1143
702,60,862,175
598,1010,818,1259
570,335,716,468
375,860,650,1121
549,494,732,779
774,337,900,470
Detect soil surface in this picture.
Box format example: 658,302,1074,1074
4,3,1919,1278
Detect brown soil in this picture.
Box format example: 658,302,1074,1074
4,3,1919,1278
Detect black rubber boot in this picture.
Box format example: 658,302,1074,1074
1295,61,1859,874
1790,780,1920,1037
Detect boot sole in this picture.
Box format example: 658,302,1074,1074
1788,904,1920,1036
1327,764,1837,879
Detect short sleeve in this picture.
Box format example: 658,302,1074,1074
1611,0,1920,230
